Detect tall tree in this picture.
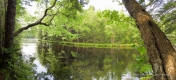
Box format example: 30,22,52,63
0,19,2,64
122,0,176,80
2,0,16,68
0,0,6,68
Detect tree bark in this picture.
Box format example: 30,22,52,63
122,0,176,80
0,0,5,68
0,20,2,66
2,0,16,67
4,0,16,49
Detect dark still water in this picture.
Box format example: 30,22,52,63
22,42,142,80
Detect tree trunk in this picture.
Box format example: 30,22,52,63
2,0,16,67
0,20,2,66
122,0,176,80
0,0,5,68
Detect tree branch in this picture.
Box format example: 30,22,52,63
14,0,58,36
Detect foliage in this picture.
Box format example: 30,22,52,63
1,41,35,80
100,10,141,43
132,42,153,79
0,0,36,79
155,1,176,44
37,6,141,44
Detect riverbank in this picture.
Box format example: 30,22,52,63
39,40,139,49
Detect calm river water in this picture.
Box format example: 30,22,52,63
21,42,140,80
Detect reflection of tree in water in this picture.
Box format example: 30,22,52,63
37,42,140,80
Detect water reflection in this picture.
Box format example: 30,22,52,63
36,42,141,80
21,43,51,80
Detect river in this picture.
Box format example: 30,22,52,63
21,41,141,80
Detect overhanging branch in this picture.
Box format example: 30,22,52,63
14,0,58,36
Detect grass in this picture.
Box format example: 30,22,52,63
38,40,138,49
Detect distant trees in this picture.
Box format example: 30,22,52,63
38,6,140,44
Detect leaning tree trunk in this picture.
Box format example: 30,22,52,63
122,0,176,80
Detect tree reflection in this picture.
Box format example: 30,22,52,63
37,42,141,80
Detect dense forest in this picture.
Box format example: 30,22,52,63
1,0,176,80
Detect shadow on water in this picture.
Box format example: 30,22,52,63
34,41,142,80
